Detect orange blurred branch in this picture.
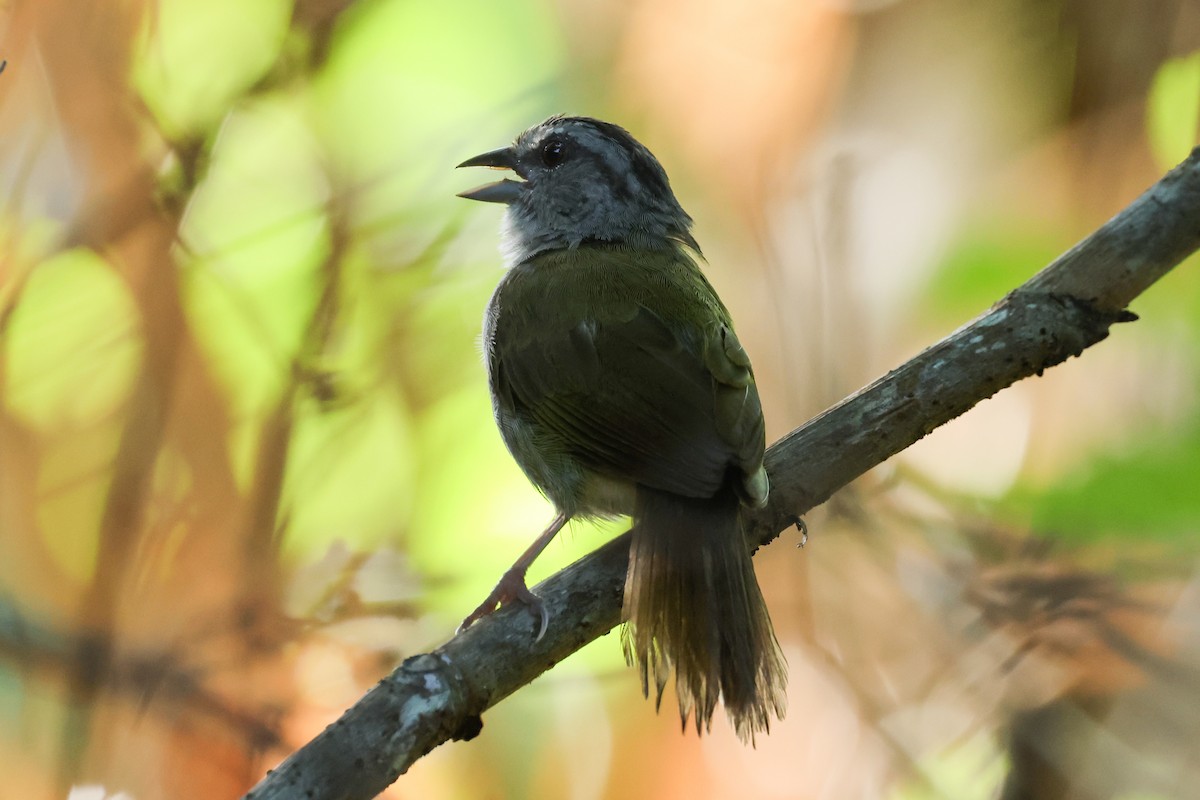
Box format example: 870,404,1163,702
0,599,282,753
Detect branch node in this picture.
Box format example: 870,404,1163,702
451,714,484,742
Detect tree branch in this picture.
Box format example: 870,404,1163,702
244,147,1200,800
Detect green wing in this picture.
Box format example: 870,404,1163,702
486,245,765,501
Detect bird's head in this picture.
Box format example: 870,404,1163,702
458,115,698,265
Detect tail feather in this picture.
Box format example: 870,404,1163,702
621,483,787,742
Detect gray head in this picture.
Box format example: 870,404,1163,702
457,116,699,265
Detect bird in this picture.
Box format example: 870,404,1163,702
456,115,786,741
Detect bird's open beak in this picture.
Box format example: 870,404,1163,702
456,146,525,204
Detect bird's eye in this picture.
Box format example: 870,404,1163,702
540,138,566,167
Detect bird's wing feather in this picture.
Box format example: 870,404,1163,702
487,246,764,500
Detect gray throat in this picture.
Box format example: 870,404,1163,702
498,208,699,266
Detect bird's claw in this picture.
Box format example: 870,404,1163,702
457,567,550,641
793,516,809,548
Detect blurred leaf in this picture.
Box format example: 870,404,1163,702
404,384,628,610
133,0,293,136
398,259,498,403
405,385,548,600
283,389,415,552
920,223,1068,323
1147,51,1200,172
309,0,564,251
181,95,330,424
3,248,142,431
1013,424,1200,541
891,734,1005,800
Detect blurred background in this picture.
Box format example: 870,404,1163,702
1,0,1200,798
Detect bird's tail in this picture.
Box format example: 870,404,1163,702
621,483,787,742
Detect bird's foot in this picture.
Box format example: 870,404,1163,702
792,516,809,547
458,567,550,641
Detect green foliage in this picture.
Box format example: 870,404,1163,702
3,248,141,431
284,389,416,550
163,0,570,563
1147,51,1200,172
1020,423,1200,541
921,223,1069,323
891,734,1005,800
181,95,330,422
134,0,293,136
309,0,565,235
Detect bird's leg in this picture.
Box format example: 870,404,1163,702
457,513,569,641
